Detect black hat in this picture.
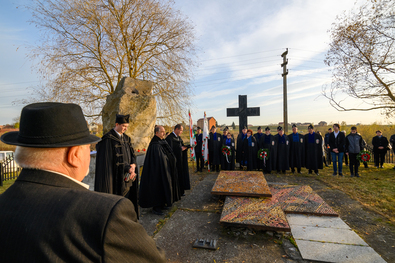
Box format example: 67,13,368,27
308,124,314,129
115,114,130,124
196,126,201,130
0,102,100,148
277,126,283,131
265,126,270,131
292,124,297,128
257,126,262,130
242,126,247,130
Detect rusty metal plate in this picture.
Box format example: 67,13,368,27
211,171,272,197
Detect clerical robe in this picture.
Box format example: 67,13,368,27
254,132,264,169
165,132,190,196
241,135,257,171
259,134,277,173
274,133,290,171
94,129,138,217
208,132,222,166
288,133,305,171
304,132,323,171
222,137,235,170
236,132,247,164
139,135,180,208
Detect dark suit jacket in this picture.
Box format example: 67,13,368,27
0,169,166,263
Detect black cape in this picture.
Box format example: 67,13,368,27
139,135,180,208
222,137,235,170
241,136,258,171
258,134,277,173
208,132,222,166
274,133,289,171
165,132,190,195
304,132,323,170
94,129,138,217
236,132,247,163
254,133,264,169
288,133,305,170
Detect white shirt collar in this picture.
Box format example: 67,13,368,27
42,169,90,189
172,131,178,137
113,129,123,138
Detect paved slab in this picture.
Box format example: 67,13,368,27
220,196,290,231
287,214,387,263
154,209,288,263
296,240,387,263
211,171,272,197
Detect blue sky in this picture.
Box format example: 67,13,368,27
0,0,390,126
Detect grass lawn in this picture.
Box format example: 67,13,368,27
297,162,395,225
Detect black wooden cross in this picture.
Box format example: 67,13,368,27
227,95,260,133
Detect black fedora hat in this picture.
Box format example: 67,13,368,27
0,102,100,148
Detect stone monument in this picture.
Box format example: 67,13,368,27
102,77,156,151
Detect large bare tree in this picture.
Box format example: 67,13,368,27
324,0,395,116
23,0,196,122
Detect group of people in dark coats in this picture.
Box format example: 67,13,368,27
203,124,324,175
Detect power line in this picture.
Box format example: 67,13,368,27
198,49,284,62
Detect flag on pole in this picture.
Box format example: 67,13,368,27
189,110,196,160
202,112,210,171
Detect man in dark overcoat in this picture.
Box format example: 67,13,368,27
304,124,323,175
372,130,389,168
95,114,139,217
208,125,222,172
139,125,179,215
0,102,166,262
288,124,304,174
274,126,289,173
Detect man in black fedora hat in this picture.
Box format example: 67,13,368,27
94,113,139,217
0,102,165,262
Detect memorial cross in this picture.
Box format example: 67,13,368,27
226,95,260,134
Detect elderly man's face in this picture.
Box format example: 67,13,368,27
292,127,298,134
242,129,247,134
308,128,314,134
278,130,284,136
265,130,270,135
115,123,129,134
156,126,166,139
175,126,183,136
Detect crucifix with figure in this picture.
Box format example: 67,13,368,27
227,95,260,133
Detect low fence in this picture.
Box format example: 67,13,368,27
0,153,22,186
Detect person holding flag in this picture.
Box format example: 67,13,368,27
195,127,204,172
202,112,210,171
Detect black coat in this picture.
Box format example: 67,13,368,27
288,133,305,169
274,133,289,171
254,132,264,169
242,136,258,170
0,169,166,263
195,133,203,158
139,136,180,208
329,131,346,153
165,132,190,195
208,132,222,165
304,133,323,170
94,129,138,217
258,134,277,172
222,137,235,170
236,132,247,163
372,135,389,154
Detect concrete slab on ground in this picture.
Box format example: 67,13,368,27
287,214,386,263
154,209,288,263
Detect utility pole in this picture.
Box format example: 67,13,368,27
281,48,289,134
